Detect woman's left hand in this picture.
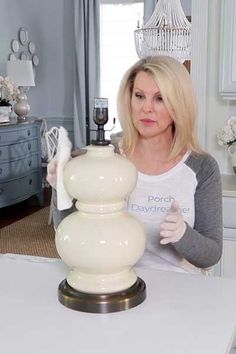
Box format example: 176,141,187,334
160,202,186,245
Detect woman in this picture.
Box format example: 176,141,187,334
47,56,223,274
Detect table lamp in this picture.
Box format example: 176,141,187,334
7,60,35,122
56,98,147,313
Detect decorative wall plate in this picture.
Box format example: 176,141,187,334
28,41,36,54
11,39,20,53
32,55,39,66
19,27,29,45
9,53,17,61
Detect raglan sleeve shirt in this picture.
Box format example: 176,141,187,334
173,153,223,268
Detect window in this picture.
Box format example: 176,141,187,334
100,0,144,135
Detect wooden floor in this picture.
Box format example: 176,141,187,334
0,188,51,229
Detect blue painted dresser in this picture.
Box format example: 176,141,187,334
0,120,43,208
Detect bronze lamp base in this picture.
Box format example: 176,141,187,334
58,277,146,313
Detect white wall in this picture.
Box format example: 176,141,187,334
206,0,236,174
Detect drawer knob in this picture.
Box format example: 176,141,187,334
0,150,2,156
28,129,31,136
0,168,2,175
28,143,31,150
29,179,32,185
0,188,4,195
28,160,32,167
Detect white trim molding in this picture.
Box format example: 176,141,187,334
191,0,208,148
219,0,236,100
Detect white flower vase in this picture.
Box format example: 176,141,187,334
0,106,11,123
228,144,236,175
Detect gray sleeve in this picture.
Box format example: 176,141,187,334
173,153,223,268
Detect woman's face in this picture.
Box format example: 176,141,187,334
131,71,174,140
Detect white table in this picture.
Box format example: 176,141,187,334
1,254,236,354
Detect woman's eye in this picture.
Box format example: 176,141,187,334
134,92,143,99
156,95,163,101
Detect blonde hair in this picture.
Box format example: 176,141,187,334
117,56,203,158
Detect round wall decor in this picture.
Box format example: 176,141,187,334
11,39,20,53
19,27,29,45
32,55,39,67
28,41,36,54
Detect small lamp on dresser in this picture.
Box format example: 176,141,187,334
7,60,35,122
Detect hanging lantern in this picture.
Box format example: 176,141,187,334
134,0,191,63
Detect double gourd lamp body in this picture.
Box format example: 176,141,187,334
55,102,147,313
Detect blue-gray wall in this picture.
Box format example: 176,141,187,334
0,0,74,122
181,0,191,16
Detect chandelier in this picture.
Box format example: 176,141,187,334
134,0,191,63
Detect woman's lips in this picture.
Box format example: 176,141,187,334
140,118,156,124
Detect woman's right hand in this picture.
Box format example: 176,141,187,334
46,157,57,189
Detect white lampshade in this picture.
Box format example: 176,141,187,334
7,60,35,87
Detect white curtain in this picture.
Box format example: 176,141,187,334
73,0,100,147
143,0,158,25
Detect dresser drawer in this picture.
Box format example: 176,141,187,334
0,125,38,144
0,120,43,208
0,139,39,161
0,171,41,206
0,154,39,181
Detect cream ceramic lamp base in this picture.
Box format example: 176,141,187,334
56,206,145,293
55,145,147,312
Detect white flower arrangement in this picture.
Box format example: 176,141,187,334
0,76,19,106
217,117,236,147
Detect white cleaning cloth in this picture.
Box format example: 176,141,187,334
56,127,73,211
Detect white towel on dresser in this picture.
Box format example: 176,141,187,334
56,127,73,211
